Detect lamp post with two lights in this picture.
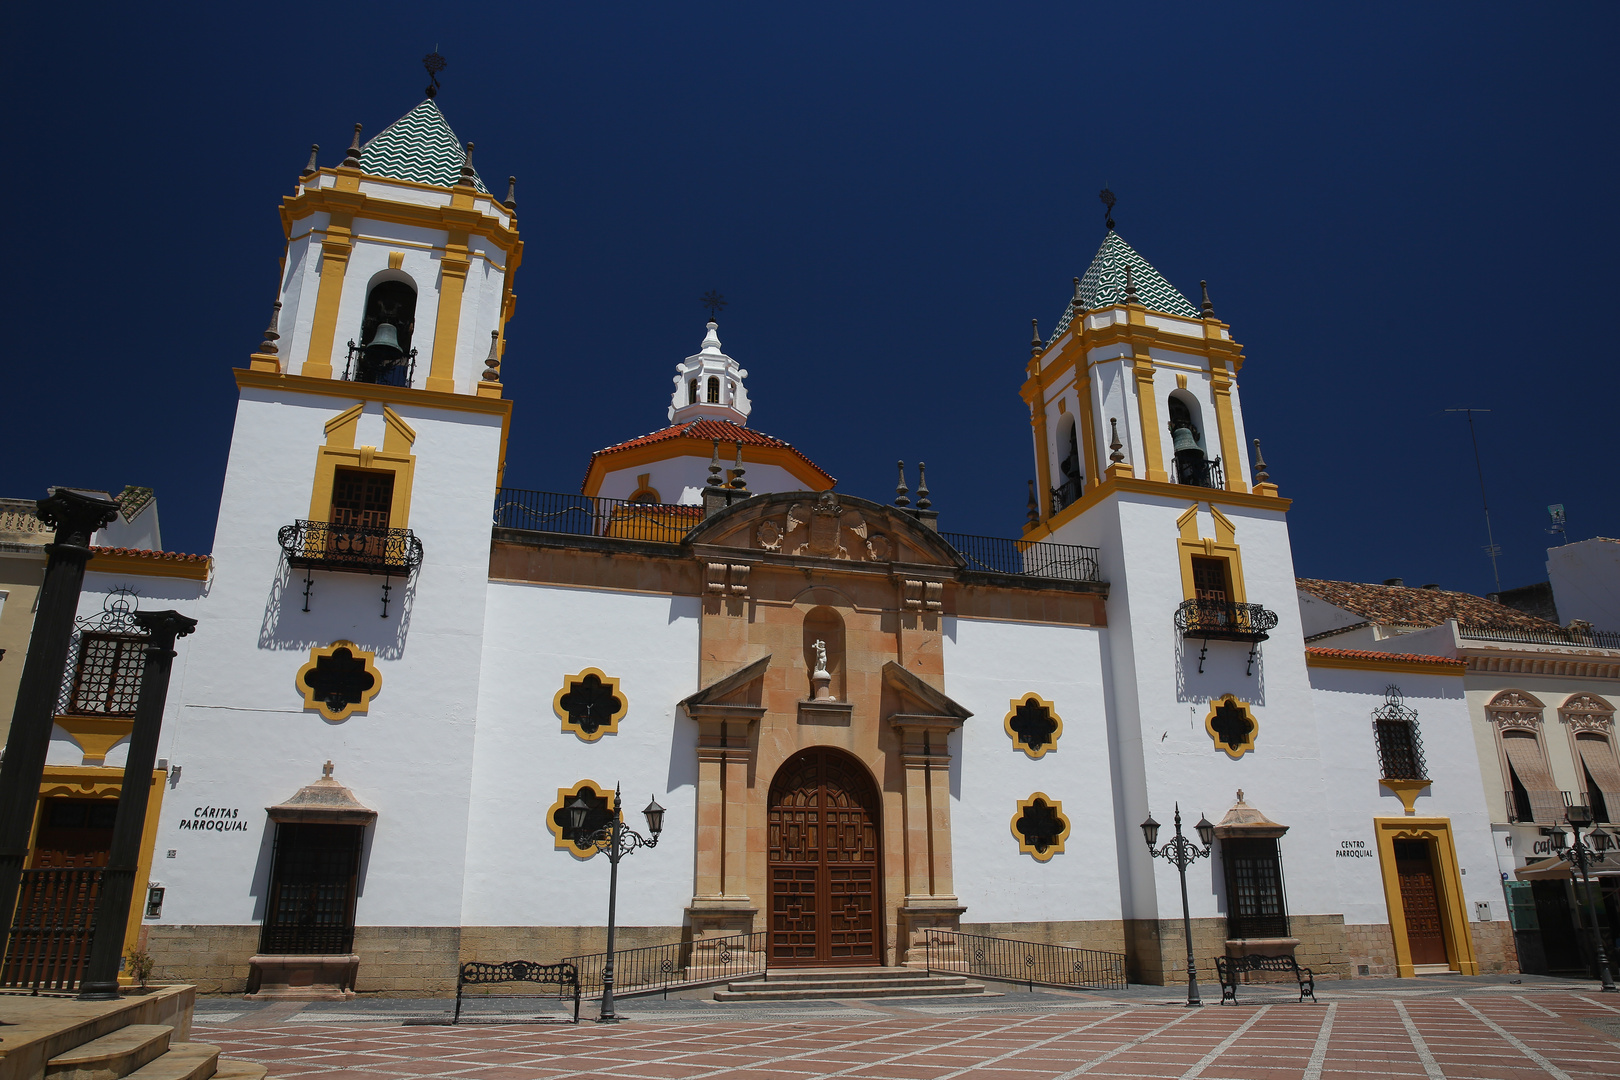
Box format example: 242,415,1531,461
1548,805,1618,992
568,785,666,1021
1141,805,1217,1007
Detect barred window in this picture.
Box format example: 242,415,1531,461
68,632,146,716
1373,686,1428,781
1221,837,1289,939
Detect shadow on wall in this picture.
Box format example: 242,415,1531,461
258,558,416,660
1175,632,1267,707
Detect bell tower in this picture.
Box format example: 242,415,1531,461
668,321,752,426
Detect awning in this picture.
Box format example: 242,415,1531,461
1515,853,1620,880
267,760,377,825
1212,789,1288,840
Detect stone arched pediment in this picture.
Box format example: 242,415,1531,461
1486,688,1545,731
686,491,963,569
1560,692,1615,734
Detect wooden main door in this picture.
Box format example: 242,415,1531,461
767,748,882,966
1394,839,1449,966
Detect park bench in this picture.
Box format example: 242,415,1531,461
1214,953,1316,1004
454,959,581,1023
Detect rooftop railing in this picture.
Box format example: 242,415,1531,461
1459,624,1620,650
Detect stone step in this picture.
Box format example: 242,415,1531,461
714,975,987,1001
122,1044,221,1080
212,1060,269,1080
47,1024,174,1080
755,967,933,983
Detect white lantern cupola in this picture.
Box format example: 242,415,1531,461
668,322,752,426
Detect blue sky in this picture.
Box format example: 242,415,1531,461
4,3,1615,597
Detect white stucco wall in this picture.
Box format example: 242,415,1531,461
1548,538,1620,631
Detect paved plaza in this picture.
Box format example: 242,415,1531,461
191,978,1620,1080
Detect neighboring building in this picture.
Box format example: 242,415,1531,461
1549,537,1620,632
12,88,1531,998
1297,578,1620,978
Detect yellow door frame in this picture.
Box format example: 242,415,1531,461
1374,816,1479,977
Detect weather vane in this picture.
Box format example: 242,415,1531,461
701,290,727,321
1100,186,1116,230
424,51,447,99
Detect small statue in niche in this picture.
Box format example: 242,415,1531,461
810,638,834,701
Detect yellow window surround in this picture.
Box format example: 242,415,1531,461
553,667,628,743
1004,693,1063,760
1205,695,1258,759
1176,503,1247,603
309,404,417,530
546,780,613,859
1010,792,1071,862
295,640,383,722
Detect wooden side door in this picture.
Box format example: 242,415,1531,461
1394,839,1449,966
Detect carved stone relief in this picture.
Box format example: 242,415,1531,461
1560,692,1615,734
1486,689,1544,731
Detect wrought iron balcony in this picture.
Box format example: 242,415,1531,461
342,340,417,388
1050,477,1083,513
279,520,424,575
1173,457,1224,490
1174,598,1278,642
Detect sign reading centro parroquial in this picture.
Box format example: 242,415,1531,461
178,806,248,832
1336,840,1375,859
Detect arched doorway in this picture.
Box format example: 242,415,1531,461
767,747,882,966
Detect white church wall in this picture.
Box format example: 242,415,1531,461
1306,665,1502,924
137,390,503,929
943,616,1117,925
463,582,701,928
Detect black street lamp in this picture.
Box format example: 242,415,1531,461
1142,804,1217,1007
1552,805,1618,992
569,785,665,1021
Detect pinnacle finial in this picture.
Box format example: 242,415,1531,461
895,461,910,508
1200,280,1216,320
916,462,930,511
706,440,724,488
1100,186,1116,231
730,442,747,491
302,144,319,177
1108,418,1125,464
1073,275,1083,312
1030,318,1041,357
258,301,282,355
322,760,334,779
1027,480,1040,524
1252,438,1270,484
424,51,447,99
481,331,501,382
1124,263,1140,305
459,142,476,188
343,124,363,168
504,176,517,211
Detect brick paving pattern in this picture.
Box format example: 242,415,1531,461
193,988,1620,1079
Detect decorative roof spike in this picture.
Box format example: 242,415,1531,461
458,142,477,188
916,462,930,511
302,144,319,176
1252,438,1270,484
343,124,363,168
258,300,282,355
503,175,517,211
1030,319,1041,358
481,331,501,382
730,442,748,490
895,461,910,508
1100,186,1117,231
706,440,725,488
1200,280,1216,320
1073,275,1083,309
1124,263,1140,305
423,51,447,99
1108,418,1125,464
1027,480,1040,524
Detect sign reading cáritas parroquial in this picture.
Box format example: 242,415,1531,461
1336,840,1374,858
178,806,248,832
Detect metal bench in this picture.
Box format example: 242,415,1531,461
1214,953,1316,1004
454,960,581,1023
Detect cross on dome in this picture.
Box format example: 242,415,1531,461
669,321,752,426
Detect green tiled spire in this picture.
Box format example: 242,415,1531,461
360,100,488,193
1047,232,1198,344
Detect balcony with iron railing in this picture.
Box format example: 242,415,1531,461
493,488,1103,584
1172,456,1224,490
278,520,424,576
1460,624,1620,650
1174,598,1278,642
343,337,416,388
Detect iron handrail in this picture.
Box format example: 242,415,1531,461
494,489,703,544
1174,598,1278,642
939,532,1102,582
1458,624,1620,650
277,520,424,576
562,932,767,999
922,929,1127,991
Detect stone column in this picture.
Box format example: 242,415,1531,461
685,706,764,960
890,715,966,966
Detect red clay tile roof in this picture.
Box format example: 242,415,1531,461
1296,578,1560,633
91,546,209,565
584,419,835,491
1305,647,1466,668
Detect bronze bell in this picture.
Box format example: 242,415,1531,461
364,322,403,362
1171,423,1201,455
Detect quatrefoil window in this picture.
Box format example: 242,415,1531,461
1011,793,1071,862
1004,694,1063,759
1206,695,1258,759
545,781,613,857
552,668,626,742
295,641,381,721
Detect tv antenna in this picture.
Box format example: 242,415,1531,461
1445,407,1501,591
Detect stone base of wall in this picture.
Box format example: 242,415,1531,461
1339,921,1519,977
146,925,692,997
957,920,1127,956
1470,920,1519,974
1123,915,1350,985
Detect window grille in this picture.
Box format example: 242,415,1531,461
1372,686,1428,781
259,823,365,955
1221,837,1289,939
67,632,147,717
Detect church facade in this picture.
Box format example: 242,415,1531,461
28,90,1542,996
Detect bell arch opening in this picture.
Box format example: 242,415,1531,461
766,746,883,966
356,274,418,386
1167,390,1210,485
